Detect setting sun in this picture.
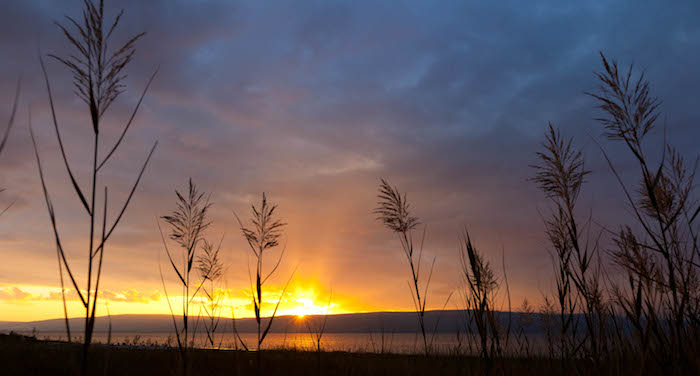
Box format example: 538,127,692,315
291,297,326,318
282,285,336,318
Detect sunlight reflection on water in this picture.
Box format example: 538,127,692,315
25,331,489,354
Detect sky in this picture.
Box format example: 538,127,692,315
0,0,698,322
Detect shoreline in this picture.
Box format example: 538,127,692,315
0,332,568,376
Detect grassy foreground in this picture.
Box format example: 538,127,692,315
0,332,577,376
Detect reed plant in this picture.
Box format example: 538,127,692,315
0,82,19,328
159,178,212,375
374,178,436,356
234,192,295,374
513,298,534,358
304,292,332,354
0,80,19,217
0,80,18,157
29,1,157,374
531,123,609,365
367,317,395,355
304,292,332,376
588,53,700,375
196,238,225,349
458,231,510,372
538,295,557,360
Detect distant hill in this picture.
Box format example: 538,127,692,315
0,310,552,334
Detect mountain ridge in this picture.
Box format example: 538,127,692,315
0,310,551,334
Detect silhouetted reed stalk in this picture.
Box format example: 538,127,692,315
538,295,557,359
0,80,19,218
531,125,580,364
0,82,19,328
304,292,332,353
367,318,394,354
531,124,608,364
234,192,295,374
374,179,435,356
588,53,700,374
458,231,510,372
514,298,534,358
304,292,332,375
196,237,225,349
159,179,212,375
0,80,18,157
29,1,156,374
230,306,248,351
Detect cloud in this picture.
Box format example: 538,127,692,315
0,287,31,301
100,289,163,303
0,286,162,304
0,0,699,320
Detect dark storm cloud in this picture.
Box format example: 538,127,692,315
0,0,699,311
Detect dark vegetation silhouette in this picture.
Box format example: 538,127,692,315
521,53,699,375
457,232,512,373
197,237,226,349
374,179,437,355
303,291,333,376
28,0,157,374
0,80,19,216
159,178,213,375
304,292,332,353
234,192,295,375
367,317,395,355
587,54,699,375
530,123,607,371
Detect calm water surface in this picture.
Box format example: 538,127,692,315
21,330,548,355
27,331,472,354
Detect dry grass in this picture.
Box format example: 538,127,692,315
374,179,437,356
29,1,157,374
587,53,700,375
530,123,605,366
197,237,226,349
0,79,18,157
159,178,212,374
234,192,295,374
0,79,20,217
458,231,504,368
0,332,584,376
521,53,700,375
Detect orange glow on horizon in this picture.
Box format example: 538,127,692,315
277,285,336,318
0,278,373,322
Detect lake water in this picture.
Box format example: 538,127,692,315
23,331,510,355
